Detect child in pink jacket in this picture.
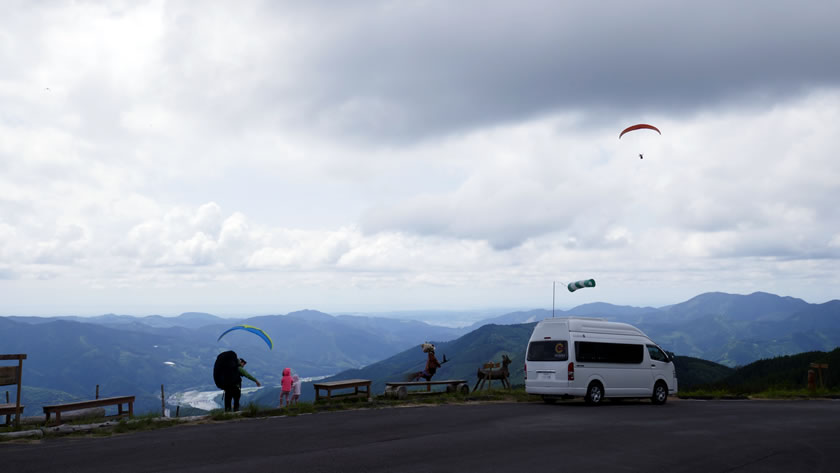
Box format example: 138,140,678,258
279,367,293,407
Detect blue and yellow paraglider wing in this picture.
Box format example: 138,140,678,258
217,325,273,350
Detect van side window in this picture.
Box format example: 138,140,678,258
527,341,569,361
574,342,644,364
647,345,668,362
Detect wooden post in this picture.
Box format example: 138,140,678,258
15,357,23,428
483,363,497,391
161,385,165,417
96,384,99,400
176,405,180,418
810,363,829,389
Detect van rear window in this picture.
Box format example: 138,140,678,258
527,341,569,361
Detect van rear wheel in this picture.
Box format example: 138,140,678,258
585,382,603,405
651,382,668,405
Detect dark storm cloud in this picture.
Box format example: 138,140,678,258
258,1,840,142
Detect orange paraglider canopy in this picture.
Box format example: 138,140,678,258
619,124,661,139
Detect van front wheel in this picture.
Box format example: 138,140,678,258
585,382,603,405
651,382,668,405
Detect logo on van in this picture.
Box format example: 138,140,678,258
555,343,566,354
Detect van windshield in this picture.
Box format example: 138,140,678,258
527,341,569,361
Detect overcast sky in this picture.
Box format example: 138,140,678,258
2,1,839,317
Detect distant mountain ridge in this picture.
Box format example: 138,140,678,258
463,292,839,367
2,291,838,414
466,291,830,326
0,309,463,414
6,312,229,329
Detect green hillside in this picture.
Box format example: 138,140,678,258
696,348,840,393
322,323,737,396
323,323,535,395
673,356,734,390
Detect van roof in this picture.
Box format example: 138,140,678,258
536,317,650,338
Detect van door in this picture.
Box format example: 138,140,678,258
526,340,570,391
646,345,671,392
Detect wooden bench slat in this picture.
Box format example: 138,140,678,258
384,380,469,399
0,354,27,360
43,396,135,425
311,379,370,387
385,380,467,387
312,379,371,401
42,396,135,411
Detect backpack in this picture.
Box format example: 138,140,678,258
213,350,240,389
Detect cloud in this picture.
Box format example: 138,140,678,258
249,1,840,142
10,1,836,145
358,90,840,255
1,2,839,313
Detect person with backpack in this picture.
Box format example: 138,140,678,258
215,351,262,412
225,358,261,412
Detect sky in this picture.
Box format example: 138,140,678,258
1,1,839,317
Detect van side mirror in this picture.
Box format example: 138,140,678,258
666,351,675,362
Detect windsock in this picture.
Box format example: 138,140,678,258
568,279,596,292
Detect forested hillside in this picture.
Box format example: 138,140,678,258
695,348,840,393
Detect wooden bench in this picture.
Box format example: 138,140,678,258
0,354,26,427
43,395,135,425
1,402,25,427
312,379,371,401
384,379,469,400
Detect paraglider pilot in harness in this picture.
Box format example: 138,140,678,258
409,342,449,382
225,358,261,412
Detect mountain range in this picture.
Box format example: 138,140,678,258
1,291,837,414
462,292,840,366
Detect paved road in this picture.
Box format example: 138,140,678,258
3,399,839,472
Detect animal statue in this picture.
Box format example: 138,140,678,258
406,342,449,382
473,354,512,392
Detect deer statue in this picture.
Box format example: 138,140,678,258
473,354,512,392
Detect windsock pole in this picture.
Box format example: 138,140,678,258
552,281,556,318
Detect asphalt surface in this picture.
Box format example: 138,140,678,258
3,399,839,472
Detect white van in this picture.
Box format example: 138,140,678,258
525,317,677,405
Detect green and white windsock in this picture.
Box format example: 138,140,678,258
568,279,596,292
